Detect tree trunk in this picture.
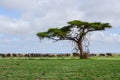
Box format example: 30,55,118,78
77,41,83,58
77,41,88,59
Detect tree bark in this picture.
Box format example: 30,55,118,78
77,41,88,59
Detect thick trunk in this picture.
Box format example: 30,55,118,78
77,41,88,59
77,42,83,58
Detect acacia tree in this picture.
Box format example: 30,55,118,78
37,20,111,59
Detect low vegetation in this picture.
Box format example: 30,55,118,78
0,57,120,80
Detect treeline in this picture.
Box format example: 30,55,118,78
0,53,71,57
0,53,118,58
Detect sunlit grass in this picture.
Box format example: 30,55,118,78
0,57,120,80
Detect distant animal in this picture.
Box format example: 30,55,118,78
0,54,5,57
6,54,11,57
72,52,79,57
106,53,112,56
89,54,97,57
12,54,18,57
65,54,71,57
57,54,65,57
99,54,105,56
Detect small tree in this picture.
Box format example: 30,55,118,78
37,20,111,59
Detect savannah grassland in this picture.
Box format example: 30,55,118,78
0,56,120,80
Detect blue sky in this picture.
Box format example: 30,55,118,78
0,7,20,19
0,0,120,53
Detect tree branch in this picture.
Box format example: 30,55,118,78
49,37,61,41
67,37,77,42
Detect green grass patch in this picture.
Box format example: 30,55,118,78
0,57,120,80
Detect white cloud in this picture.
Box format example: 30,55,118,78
78,0,120,27
0,15,33,34
0,0,85,34
0,0,119,33
0,0,120,53
91,32,120,43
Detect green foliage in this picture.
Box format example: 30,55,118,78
90,22,111,30
37,20,112,41
37,32,49,39
60,26,71,32
68,20,89,27
48,28,66,38
0,58,120,80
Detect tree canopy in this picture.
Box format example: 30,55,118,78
37,20,112,59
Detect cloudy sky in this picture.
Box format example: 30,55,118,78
0,0,120,53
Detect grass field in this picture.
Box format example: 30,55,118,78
0,57,120,80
